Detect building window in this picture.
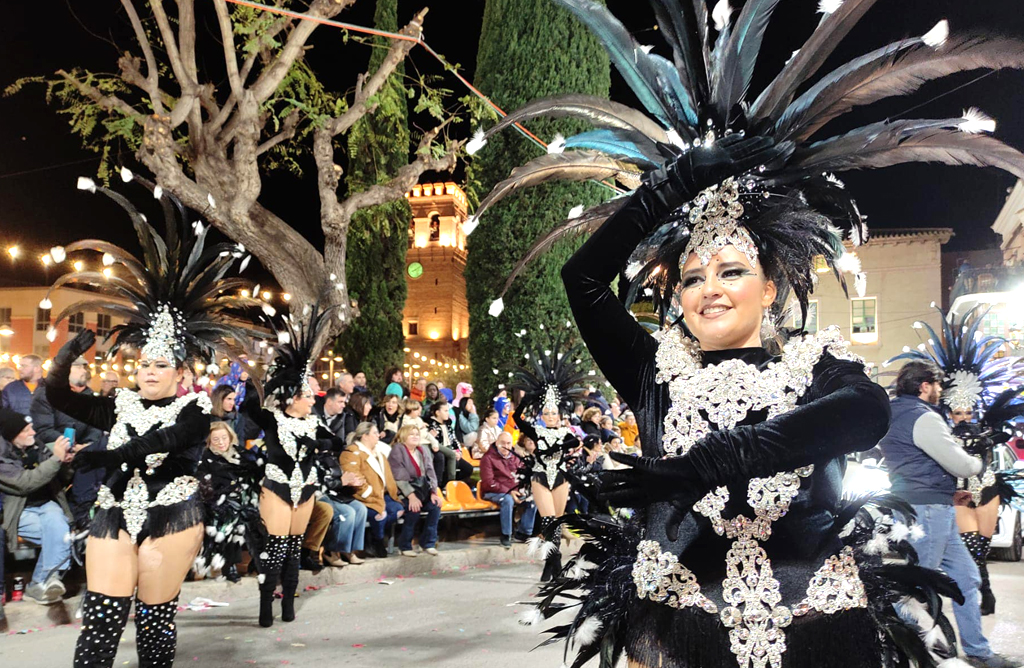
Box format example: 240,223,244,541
36,307,51,331
407,321,419,336
429,213,441,242
96,314,112,337
67,312,86,334
0,307,11,326
851,298,878,345
793,300,818,333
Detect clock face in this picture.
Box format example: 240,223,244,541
407,262,424,279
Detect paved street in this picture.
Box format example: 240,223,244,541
3,559,1024,667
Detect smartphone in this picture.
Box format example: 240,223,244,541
63,427,76,444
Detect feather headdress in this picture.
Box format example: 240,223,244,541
470,0,1024,327
886,304,1022,412
512,338,588,418
264,302,334,403
43,172,260,364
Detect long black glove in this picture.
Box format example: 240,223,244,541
598,452,704,541
75,402,210,471
53,329,97,368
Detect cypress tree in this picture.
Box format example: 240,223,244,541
336,0,411,392
466,0,611,401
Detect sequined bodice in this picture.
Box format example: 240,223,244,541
262,409,320,507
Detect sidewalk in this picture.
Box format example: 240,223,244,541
2,539,540,636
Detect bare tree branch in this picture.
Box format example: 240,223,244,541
176,0,199,84
119,0,164,114
149,1,190,91
256,112,300,155
212,0,244,98
57,70,140,118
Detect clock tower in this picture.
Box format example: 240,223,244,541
402,181,471,370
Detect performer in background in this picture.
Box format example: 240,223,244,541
240,304,345,628
467,0,1024,665
45,174,256,667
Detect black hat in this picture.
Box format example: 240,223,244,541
0,409,32,442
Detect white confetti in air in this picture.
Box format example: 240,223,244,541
120,166,134,182
262,304,276,317
47,327,58,342
488,298,504,317
76,177,97,193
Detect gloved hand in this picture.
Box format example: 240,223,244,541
74,447,122,473
596,451,706,540
642,134,786,212
54,329,97,368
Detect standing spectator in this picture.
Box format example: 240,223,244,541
383,367,408,398
210,384,260,443
351,372,369,395
2,354,43,414
878,361,1015,668
336,372,356,396
0,410,77,604
341,422,401,558
315,387,348,441
480,431,535,547
388,425,441,557
374,394,404,444
423,383,441,409
617,411,639,447
410,378,427,403
31,356,108,529
477,408,502,458
99,371,119,397
0,367,17,393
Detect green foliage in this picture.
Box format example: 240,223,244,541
465,0,611,402
334,0,412,391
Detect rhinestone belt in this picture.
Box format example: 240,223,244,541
96,472,199,544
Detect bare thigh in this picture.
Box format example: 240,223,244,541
85,533,138,597
260,489,315,535
550,482,570,516
976,496,1001,538
956,505,980,533
136,523,204,604
532,481,556,516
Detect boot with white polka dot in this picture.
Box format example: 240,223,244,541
134,594,180,667
280,535,303,623
259,535,289,628
73,591,132,667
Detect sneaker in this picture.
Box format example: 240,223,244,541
966,654,1022,668
400,550,418,557
43,572,66,599
500,535,512,549
24,582,61,605
424,547,439,556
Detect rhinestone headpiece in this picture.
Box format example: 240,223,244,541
140,303,184,362
682,177,758,268
542,384,561,414
944,370,983,412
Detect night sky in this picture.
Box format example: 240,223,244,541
1,0,1023,288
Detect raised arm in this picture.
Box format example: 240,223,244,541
45,330,115,431
512,400,539,442
238,380,272,431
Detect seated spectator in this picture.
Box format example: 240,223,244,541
580,407,602,438
476,408,501,459
453,396,479,446
618,411,639,447
389,425,442,557
480,431,535,548
0,367,16,393
598,415,617,443
315,387,348,442
341,423,401,558
351,372,369,395
335,372,355,397
410,378,427,404
494,395,511,430
423,382,441,409
0,410,77,605
211,384,260,444
2,354,43,414
401,399,439,450
343,393,376,454
383,367,409,399
300,500,334,572
99,371,119,397
30,356,108,530
311,428,367,567
426,400,471,487
570,401,585,427
374,393,404,445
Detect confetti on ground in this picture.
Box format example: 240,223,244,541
352,643,364,648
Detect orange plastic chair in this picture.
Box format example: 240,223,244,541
438,486,461,512
475,481,500,509
461,447,480,467
446,480,490,510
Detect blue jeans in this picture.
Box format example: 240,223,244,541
483,493,536,537
398,497,441,550
324,498,367,553
18,501,71,586
369,494,404,541
903,504,992,659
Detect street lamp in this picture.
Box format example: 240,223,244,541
7,246,19,259
0,326,14,337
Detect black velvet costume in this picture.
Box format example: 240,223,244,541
46,357,210,545
194,446,265,577
514,404,577,492
554,184,931,668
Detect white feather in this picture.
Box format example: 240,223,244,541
466,128,487,156
526,536,544,557
922,19,949,47
262,304,277,317
910,524,926,540
207,193,217,209
863,533,889,555
211,554,226,571
712,0,733,31
519,608,543,627
834,251,861,274
568,205,584,219
39,298,52,310
547,134,566,154
119,166,134,182
277,331,291,345
900,596,933,629
49,246,66,263
854,272,867,298
817,0,842,14
46,327,58,342
76,176,97,193
958,108,996,134
488,298,505,317
153,185,163,199
889,522,911,542
568,557,597,580
573,616,604,648
937,660,973,668
239,255,251,272
924,623,947,649
462,215,479,236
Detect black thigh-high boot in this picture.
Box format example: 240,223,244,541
962,531,995,615
73,591,133,667
529,517,562,583
280,535,303,622
134,594,180,667
259,535,290,628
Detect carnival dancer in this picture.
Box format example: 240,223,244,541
466,0,1024,665
45,175,257,667
888,304,1024,617
240,304,345,628
510,341,585,582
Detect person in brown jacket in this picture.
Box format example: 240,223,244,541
340,422,401,558
480,431,536,548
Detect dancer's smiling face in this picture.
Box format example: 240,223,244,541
135,355,183,400
679,245,776,352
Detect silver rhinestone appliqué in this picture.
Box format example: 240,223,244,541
682,177,758,268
